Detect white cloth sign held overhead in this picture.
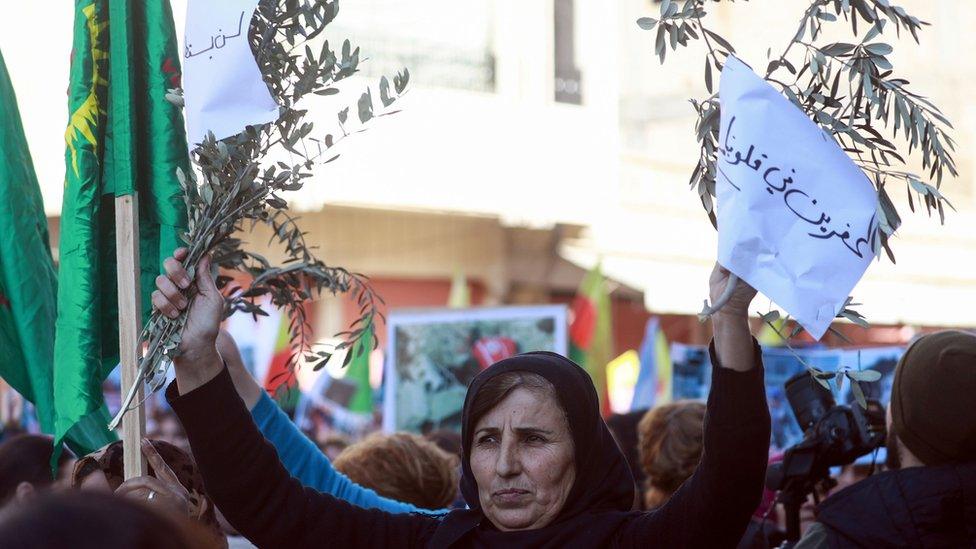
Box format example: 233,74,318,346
716,56,879,340
183,0,280,149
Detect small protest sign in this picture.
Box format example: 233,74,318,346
183,0,280,148
716,56,879,339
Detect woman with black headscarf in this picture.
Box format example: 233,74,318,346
156,249,771,548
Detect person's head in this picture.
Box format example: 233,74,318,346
468,370,575,529
425,429,462,457
459,352,634,532
0,434,73,508
149,408,190,454
0,491,220,549
606,409,650,504
886,330,976,470
333,432,459,509
71,439,220,535
636,400,706,509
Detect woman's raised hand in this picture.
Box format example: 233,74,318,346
707,263,756,319
707,262,758,372
153,248,225,391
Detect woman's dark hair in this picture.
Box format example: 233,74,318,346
468,370,563,439
425,429,462,456
0,434,71,505
0,491,220,549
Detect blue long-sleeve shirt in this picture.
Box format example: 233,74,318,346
249,392,448,516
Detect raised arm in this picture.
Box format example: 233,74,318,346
154,250,438,547
217,331,447,515
217,330,449,515
618,264,772,548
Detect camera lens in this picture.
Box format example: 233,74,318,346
785,371,836,430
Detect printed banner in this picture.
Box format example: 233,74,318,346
383,305,568,432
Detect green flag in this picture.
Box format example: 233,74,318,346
54,0,188,454
345,321,375,414
0,50,70,443
568,263,614,416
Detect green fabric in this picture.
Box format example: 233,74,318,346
54,0,188,455
0,50,59,434
568,263,613,414
346,322,374,414
0,48,115,454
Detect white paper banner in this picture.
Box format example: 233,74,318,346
183,0,280,148
716,56,878,340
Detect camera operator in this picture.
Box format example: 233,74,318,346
794,330,976,548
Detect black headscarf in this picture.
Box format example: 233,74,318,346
431,351,638,548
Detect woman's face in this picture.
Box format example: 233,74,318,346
470,387,575,531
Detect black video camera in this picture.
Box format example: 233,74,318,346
766,371,886,544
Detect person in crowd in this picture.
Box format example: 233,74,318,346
153,248,769,547
319,434,351,461
637,401,784,548
149,406,191,454
72,437,225,545
795,330,976,548
425,429,468,509
333,432,459,509
0,422,25,444
215,329,450,515
0,490,220,549
0,433,73,509
636,400,706,510
606,409,650,509
426,428,462,457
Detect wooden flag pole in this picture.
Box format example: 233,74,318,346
116,193,147,479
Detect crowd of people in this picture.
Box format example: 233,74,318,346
0,250,973,548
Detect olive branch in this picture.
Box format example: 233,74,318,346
638,0,948,401
111,0,404,428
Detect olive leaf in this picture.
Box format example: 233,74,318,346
111,0,408,429
636,0,956,346
850,377,868,408
636,0,956,268
846,369,882,382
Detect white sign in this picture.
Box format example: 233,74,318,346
183,0,280,148
716,56,879,340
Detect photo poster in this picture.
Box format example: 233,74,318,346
670,343,903,454
294,370,376,440
382,305,568,433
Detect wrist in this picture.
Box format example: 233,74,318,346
173,345,223,395
226,362,264,410
711,313,755,372
712,310,750,330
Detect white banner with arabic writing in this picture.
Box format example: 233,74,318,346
716,56,878,340
183,0,280,148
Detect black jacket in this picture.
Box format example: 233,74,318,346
169,342,770,548
796,462,976,548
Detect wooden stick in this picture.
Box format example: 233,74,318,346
116,193,147,479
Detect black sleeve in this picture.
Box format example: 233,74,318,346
167,367,439,549
616,339,772,548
